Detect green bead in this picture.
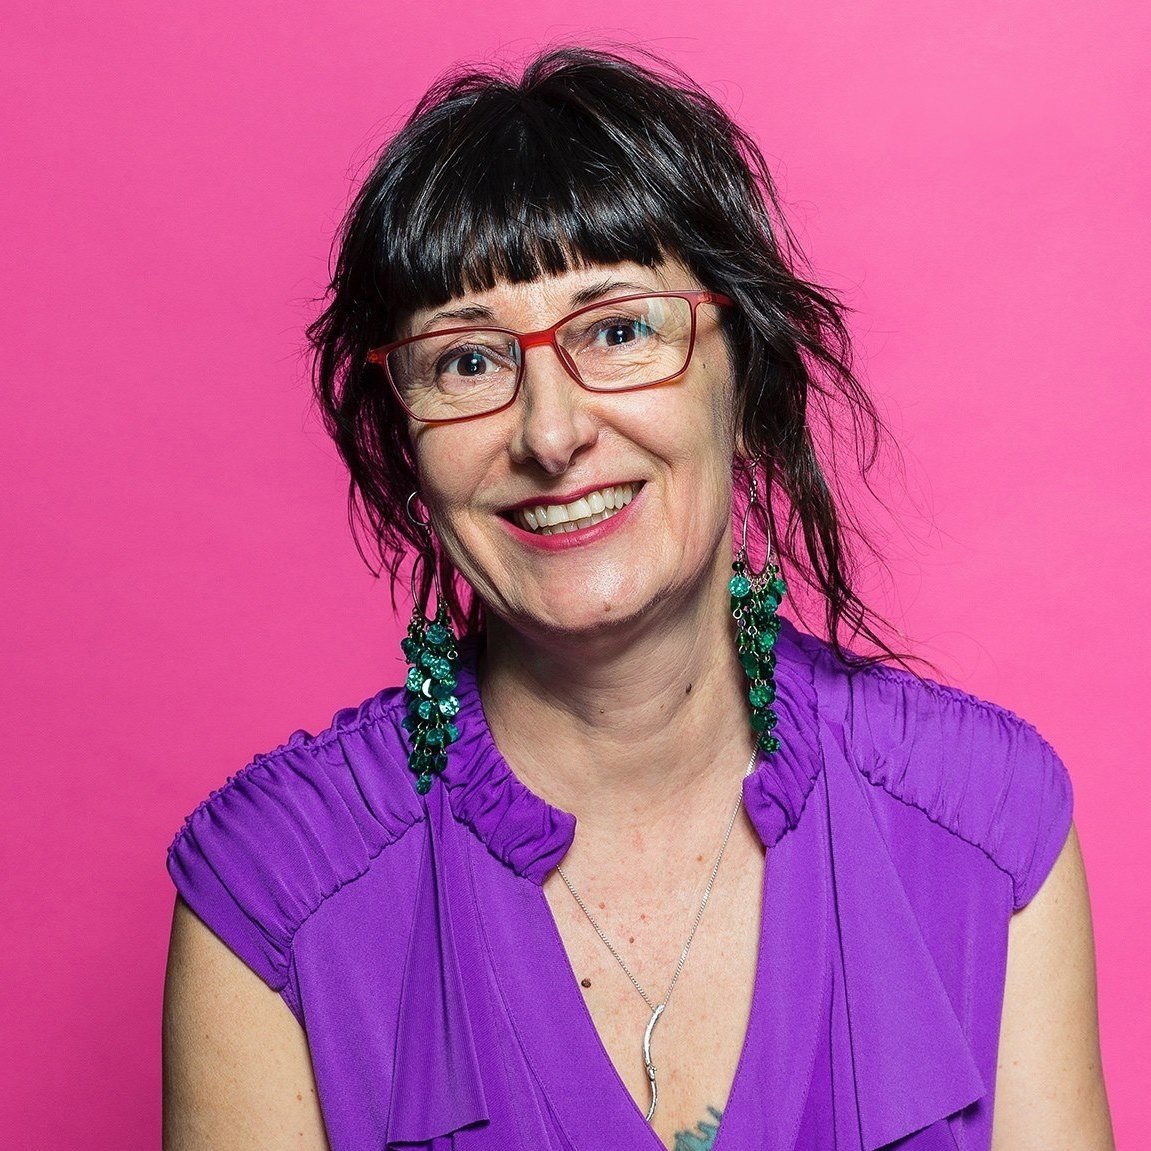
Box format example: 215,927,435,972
425,727,446,748
755,629,777,654
728,573,751,599
405,667,424,693
446,722,460,744
417,699,436,720
422,654,452,680
401,636,419,661
750,707,779,733
415,773,433,795
438,695,460,718
757,615,781,638
426,622,450,646
759,734,781,754
739,651,760,675
431,677,457,697
749,682,776,708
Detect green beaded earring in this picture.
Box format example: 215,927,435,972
729,465,787,754
400,492,461,795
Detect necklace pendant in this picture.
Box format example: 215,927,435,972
642,1002,665,1122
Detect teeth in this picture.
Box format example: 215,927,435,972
512,483,638,535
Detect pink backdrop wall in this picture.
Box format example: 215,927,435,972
3,2,1147,1146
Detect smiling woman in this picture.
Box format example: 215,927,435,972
162,47,1114,1151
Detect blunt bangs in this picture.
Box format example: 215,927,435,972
356,57,739,336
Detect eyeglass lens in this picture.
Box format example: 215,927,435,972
387,295,695,421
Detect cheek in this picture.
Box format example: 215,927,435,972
411,426,482,513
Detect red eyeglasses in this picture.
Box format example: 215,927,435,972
367,290,734,424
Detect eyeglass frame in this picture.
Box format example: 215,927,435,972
366,289,736,425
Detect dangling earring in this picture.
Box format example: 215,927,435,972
400,491,461,795
729,464,787,754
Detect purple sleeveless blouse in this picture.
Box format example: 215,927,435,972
168,620,1073,1150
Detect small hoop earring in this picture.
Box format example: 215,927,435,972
729,461,787,755
399,490,460,795
406,490,431,529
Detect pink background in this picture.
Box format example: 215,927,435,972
3,2,1147,1146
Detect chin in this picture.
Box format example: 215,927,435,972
492,583,678,645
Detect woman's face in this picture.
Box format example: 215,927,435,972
407,258,740,639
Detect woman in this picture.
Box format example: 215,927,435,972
163,48,1114,1150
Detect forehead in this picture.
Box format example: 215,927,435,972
406,259,696,333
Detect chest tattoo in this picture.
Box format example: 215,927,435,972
673,1105,723,1150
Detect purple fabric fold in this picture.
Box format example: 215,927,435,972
386,786,490,1146
818,713,987,1148
741,618,825,847
444,645,577,884
844,661,1074,910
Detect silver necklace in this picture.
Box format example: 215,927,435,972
555,750,756,1124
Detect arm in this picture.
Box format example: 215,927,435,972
163,897,331,1151
991,823,1115,1150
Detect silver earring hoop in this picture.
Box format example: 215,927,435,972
738,461,775,576
406,490,431,529
405,490,437,606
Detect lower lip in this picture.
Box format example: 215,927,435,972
500,488,642,551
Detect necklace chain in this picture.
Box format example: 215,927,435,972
555,748,757,1014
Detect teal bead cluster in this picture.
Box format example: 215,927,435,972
400,603,461,795
729,559,787,754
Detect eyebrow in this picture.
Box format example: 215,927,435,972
417,278,660,332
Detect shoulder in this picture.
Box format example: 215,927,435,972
792,626,1074,911
167,685,425,1000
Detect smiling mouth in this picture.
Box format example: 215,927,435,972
510,482,640,535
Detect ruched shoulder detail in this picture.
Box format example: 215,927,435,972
840,662,1073,910
167,689,425,1011
446,643,576,883
741,619,825,847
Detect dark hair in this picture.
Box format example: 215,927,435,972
308,45,896,662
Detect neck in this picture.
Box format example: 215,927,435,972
480,558,755,829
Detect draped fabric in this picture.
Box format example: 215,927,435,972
168,620,1072,1149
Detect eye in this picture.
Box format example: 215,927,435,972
592,318,655,347
433,344,514,379
443,350,491,376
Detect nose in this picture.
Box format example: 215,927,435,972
507,341,599,475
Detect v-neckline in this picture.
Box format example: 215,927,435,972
465,771,832,1151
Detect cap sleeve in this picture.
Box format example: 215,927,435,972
167,694,423,1010
845,665,1074,911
